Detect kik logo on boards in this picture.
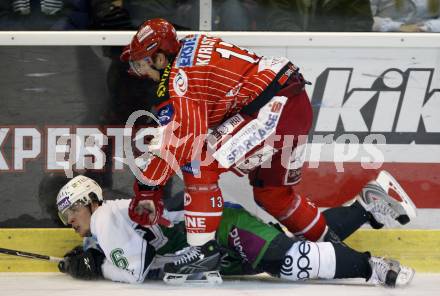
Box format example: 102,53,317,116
311,68,440,144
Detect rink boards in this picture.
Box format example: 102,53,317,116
0,33,439,273
1,228,439,273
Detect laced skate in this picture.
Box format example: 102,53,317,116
368,256,415,287
356,171,417,228
163,240,222,285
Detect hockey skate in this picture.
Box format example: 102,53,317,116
163,240,222,285
368,256,415,287
356,171,417,229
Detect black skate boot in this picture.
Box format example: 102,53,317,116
163,240,222,284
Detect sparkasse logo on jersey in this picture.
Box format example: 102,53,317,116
311,68,440,145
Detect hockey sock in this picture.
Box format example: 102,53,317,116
259,233,296,275
333,243,372,279
184,183,224,246
323,201,369,240
182,163,225,246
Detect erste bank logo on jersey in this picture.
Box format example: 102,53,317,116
176,35,200,68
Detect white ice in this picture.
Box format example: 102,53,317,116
1,273,439,296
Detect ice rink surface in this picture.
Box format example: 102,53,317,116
1,273,439,296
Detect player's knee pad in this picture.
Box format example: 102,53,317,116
280,241,336,281
254,186,327,241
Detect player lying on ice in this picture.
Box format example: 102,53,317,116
56,174,415,287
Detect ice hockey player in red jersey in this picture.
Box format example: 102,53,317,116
120,18,416,282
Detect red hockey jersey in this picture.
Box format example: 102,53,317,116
142,34,292,185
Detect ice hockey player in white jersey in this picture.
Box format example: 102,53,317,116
56,174,415,287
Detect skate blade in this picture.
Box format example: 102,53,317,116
163,273,188,285
163,271,222,285
375,170,417,222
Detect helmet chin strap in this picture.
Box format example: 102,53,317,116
87,203,93,215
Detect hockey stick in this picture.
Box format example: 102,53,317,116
0,247,63,263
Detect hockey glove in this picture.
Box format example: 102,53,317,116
58,247,105,280
128,181,164,226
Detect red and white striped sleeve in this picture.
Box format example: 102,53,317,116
142,98,208,186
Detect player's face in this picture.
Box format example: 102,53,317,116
66,203,92,237
129,56,161,81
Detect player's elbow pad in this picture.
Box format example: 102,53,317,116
101,260,144,284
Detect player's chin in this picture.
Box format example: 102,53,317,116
144,72,160,82
77,227,91,238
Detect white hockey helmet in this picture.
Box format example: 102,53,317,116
56,175,103,225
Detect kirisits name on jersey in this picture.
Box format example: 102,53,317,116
195,36,217,66
176,35,217,68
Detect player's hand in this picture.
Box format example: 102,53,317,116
58,246,83,274
58,248,105,280
128,185,164,226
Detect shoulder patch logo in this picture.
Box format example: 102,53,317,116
157,104,174,125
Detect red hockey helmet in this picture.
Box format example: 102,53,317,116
120,18,180,63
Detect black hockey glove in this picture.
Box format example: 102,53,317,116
58,245,82,274
58,247,105,280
